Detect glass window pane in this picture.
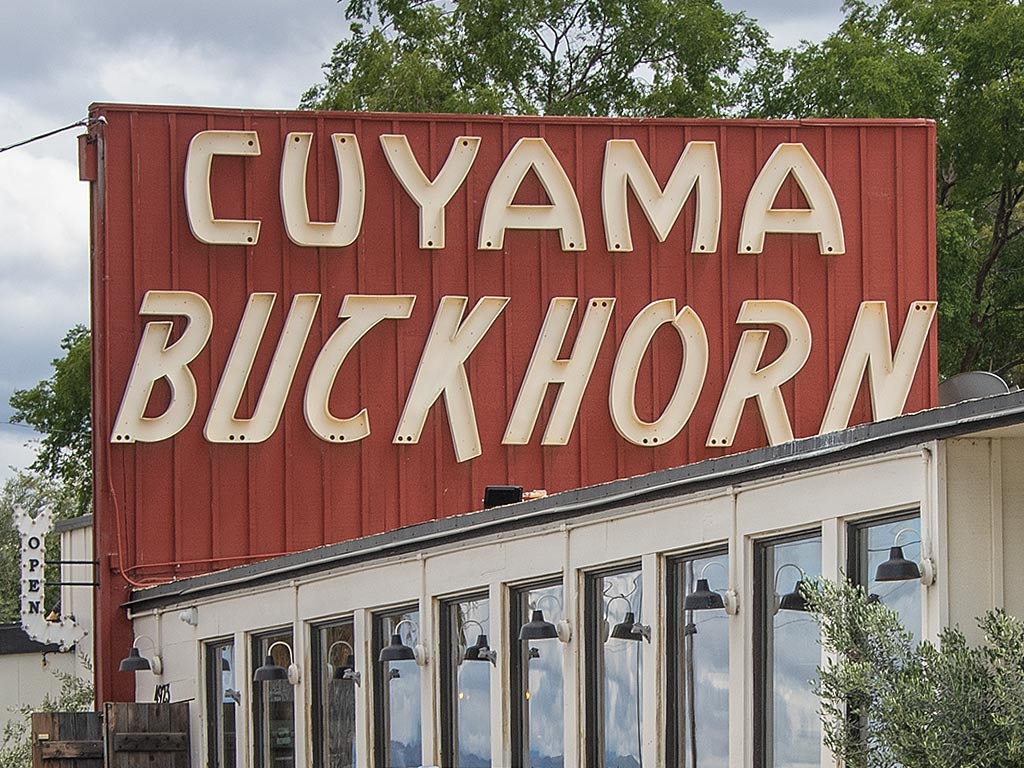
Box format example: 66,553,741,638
510,582,564,768
206,641,237,768
313,620,357,768
374,608,422,768
252,630,296,768
441,596,491,768
586,567,644,768
669,552,729,768
756,534,821,768
851,515,922,643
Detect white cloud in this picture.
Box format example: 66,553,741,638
0,427,40,484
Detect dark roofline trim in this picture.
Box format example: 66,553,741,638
0,624,65,655
126,390,1024,612
54,513,93,534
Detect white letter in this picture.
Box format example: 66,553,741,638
738,143,844,255
602,140,720,253
381,134,480,249
609,300,708,446
503,297,615,445
707,300,812,447
111,291,214,443
281,133,364,247
305,295,416,442
184,130,261,245
478,138,585,251
395,296,509,462
205,293,320,443
820,301,937,433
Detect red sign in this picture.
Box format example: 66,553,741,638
86,105,936,700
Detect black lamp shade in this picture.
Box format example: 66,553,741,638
875,546,921,582
221,655,231,672
253,654,288,682
610,611,641,641
119,647,151,672
333,654,356,680
464,634,492,662
379,633,416,662
778,579,809,612
684,578,726,611
519,609,558,640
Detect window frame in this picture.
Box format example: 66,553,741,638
205,638,236,768
666,547,730,768
310,617,357,768
583,562,644,768
753,529,822,768
508,578,564,768
372,605,421,768
439,591,491,768
251,627,296,768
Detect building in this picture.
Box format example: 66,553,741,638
80,105,974,766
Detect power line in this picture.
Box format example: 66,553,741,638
0,116,104,155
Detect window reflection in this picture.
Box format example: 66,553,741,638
586,567,644,768
756,534,822,768
206,641,237,768
252,630,295,768
313,620,357,768
374,608,422,768
669,553,729,768
850,515,922,643
441,596,492,767
511,583,564,768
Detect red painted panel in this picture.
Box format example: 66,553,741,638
88,106,936,701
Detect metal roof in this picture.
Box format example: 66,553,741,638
125,389,1024,612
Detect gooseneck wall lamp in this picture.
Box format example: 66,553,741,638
876,528,936,585
774,563,810,614
518,593,571,643
683,561,739,615
379,619,428,666
253,641,301,686
119,635,163,675
327,639,361,685
460,620,497,666
604,594,651,643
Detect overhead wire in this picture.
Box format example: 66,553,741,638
0,116,103,155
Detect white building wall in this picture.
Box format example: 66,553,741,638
129,443,935,768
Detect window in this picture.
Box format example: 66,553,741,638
312,619,357,768
373,607,422,768
754,532,822,768
440,594,492,767
585,566,645,768
667,551,729,768
848,514,922,642
206,640,237,768
252,629,296,768
510,581,565,768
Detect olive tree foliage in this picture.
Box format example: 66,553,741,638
804,578,1024,768
740,0,1024,384
9,325,91,517
301,0,770,117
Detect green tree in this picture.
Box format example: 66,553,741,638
10,325,91,517
301,0,769,117
805,578,1024,768
741,0,1024,384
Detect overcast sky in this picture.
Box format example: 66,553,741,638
0,0,844,482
